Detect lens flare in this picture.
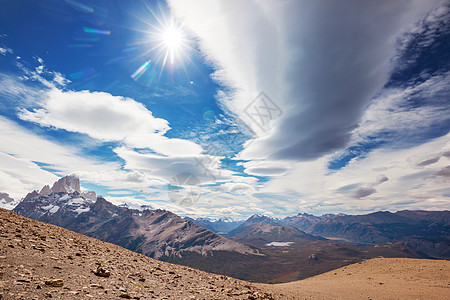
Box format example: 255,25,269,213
83,27,111,35
131,60,150,80
127,3,195,87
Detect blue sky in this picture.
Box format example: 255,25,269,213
0,0,449,219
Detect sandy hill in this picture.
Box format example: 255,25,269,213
262,258,450,299
1,208,449,299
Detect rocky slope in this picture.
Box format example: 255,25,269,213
0,208,272,299
13,176,259,259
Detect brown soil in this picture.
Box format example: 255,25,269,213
0,208,272,299
1,208,449,299
262,257,450,299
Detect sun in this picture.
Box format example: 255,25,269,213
130,8,195,86
162,25,183,50
157,23,187,64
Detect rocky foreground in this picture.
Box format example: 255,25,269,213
1,208,449,299
0,208,272,299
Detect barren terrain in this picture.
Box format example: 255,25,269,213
262,258,450,299
1,208,449,299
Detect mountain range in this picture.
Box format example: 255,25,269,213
190,210,450,259
3,207,449,299
183,217,243,235
225,214,319,248
4,175,450,283
13,176,259,259
306,210,450,258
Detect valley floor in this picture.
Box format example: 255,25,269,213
1,208,449,299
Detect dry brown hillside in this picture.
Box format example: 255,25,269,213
1,208,449,299
0,208,272,299
262,257,450,299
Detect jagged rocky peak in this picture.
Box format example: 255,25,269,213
22,175,96,205
81,191,97,202
51,174,81,194
39,185,52,196
23,190,40,201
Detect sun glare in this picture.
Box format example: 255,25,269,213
162,25,183,50
156,22,187,65
130,7,195,86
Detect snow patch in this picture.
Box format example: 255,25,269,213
266,242,294,247
49,206,60,214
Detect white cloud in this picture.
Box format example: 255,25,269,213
113,146,235,184
19,88,203,157
241,160,289,177
168,0,443,161
350,71,450,147
257,132,450,214
0,116,120,199
0,47,13,55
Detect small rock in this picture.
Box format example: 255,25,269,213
45,279,64,287
119,293,132,299
92,266,111,278
308,254,318,261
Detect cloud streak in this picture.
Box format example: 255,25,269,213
168,0,442,161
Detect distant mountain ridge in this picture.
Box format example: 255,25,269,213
281,213,332,231
13,176,260,259
226,211,450,258
228,214,282,236
307,210,450,258
184,217,243,234
226,214,320,247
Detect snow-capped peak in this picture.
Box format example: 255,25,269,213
0,192,18,210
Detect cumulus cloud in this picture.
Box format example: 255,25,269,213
113,146,238,184
19,88,203,157
168,0,442,161
0,116,120,199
